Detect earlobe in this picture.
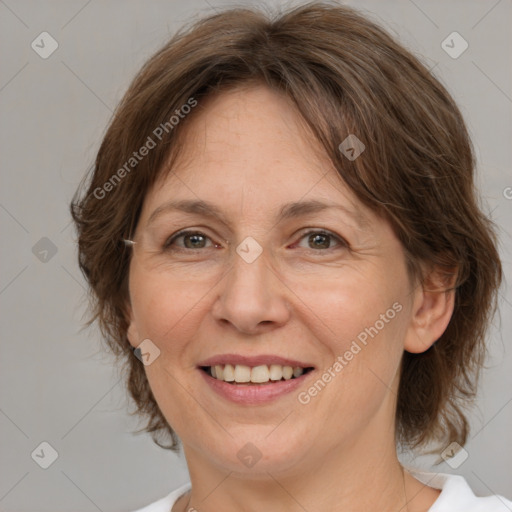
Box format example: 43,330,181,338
404,267,457,354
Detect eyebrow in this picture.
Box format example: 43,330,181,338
146,199,369,229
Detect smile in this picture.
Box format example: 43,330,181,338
196,355,316,404
200,364,315,384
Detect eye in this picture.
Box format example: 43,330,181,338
293,230,348,251
163,229,348,253
164,230,219,250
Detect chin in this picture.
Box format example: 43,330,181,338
200,428,316,477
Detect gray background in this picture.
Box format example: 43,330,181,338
0,0,511,510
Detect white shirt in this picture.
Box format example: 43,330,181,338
131,471,512,512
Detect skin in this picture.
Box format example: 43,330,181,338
126,85,455,512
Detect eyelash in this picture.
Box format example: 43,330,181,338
163,229,348,253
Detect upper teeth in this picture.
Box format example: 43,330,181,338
208,364,306,383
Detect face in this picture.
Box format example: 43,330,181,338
126,85,426,477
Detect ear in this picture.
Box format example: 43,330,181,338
404,265,457,354
125,303,140,349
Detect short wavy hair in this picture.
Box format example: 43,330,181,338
70,2,502,453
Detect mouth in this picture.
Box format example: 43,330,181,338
199,364,315,385
196,354,316,404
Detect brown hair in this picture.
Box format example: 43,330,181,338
70,2,502,453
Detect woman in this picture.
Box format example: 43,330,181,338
71,3,511,511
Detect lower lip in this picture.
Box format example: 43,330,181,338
198,369,314,405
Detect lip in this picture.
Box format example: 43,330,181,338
199,367,315,405
197,354,315,368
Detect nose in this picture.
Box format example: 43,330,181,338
211,248,291,335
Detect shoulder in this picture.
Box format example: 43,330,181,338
130,483,192,512
409,469,512,512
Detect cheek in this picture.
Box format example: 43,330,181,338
128,269,213,429
296,285,407,442
289,265,410,420
129,266,218,342
289,266,407,352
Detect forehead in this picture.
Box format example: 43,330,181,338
142,85,371,226
172,85,329,178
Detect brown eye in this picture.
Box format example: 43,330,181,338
164,230,214,250
295,230,347,251
183,233,207,249
308,233,330,249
